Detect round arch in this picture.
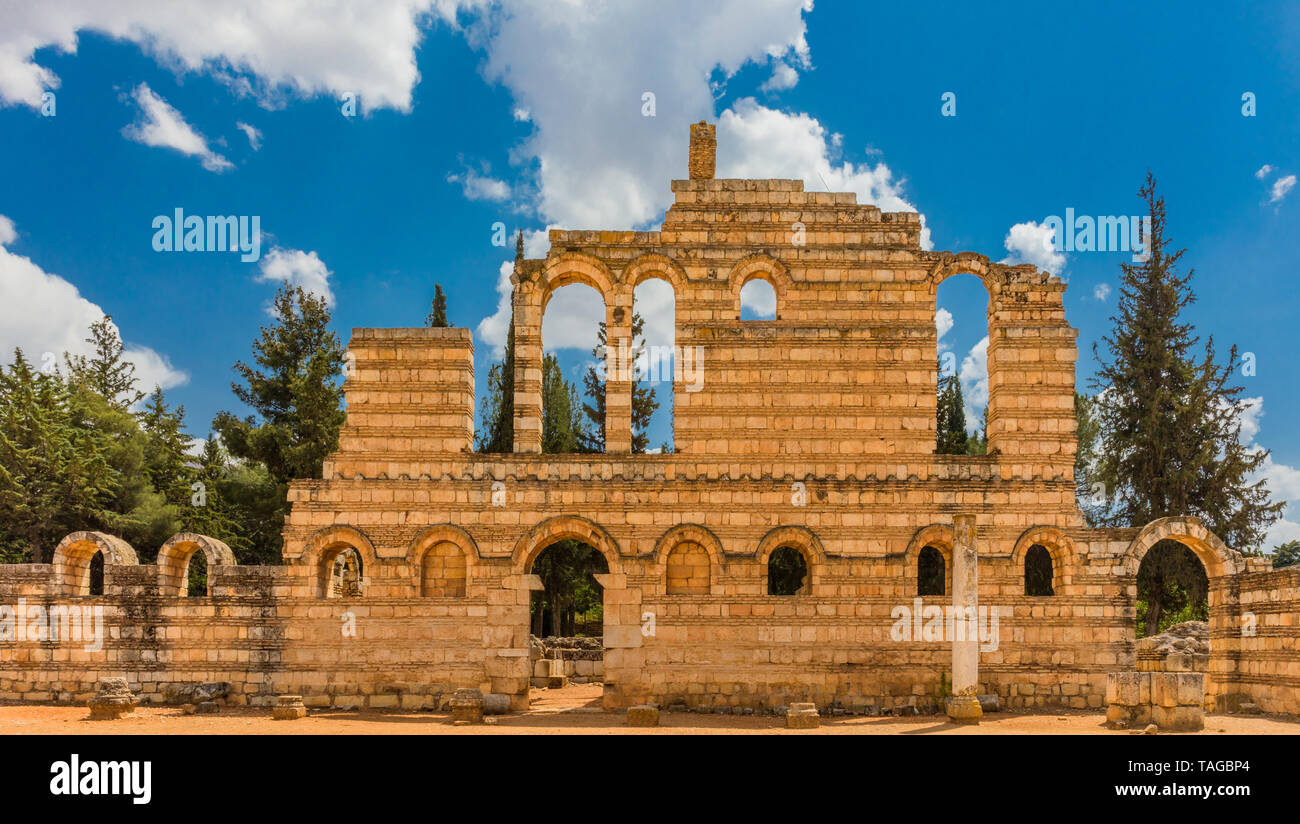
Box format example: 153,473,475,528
903,524,955,597
622,252,689,293
1010,526,1078,595
407,524,480,595
926,252,1003,299
300,525,379,598
754,525,825,595
1121,517,1241,579
653,523,724,595
728,253,791,319
52,531,139,596
536,251,616,313
511,515,623,576
156,533,236,596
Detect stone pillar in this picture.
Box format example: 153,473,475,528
604,298,633,453
595,572,644,709
688,121,715,180
947,514,982,723
484,573,537,710
511,276,543,454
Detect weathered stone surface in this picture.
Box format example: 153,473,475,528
194,701,220,715
627,705,659,727
945,694,982,725
87,678,136,720
449,688,485,725
164,682,231,704
786,703,819,729
272,695,308,720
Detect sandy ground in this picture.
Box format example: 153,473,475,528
2,684,1296,735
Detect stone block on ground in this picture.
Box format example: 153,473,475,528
627,705,659,727
272,695,308,720
87,677,137,720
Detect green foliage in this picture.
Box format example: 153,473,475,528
64,315,145,410
541,353,590,454
935,364,968,455
582,312,659,453
1273,540,1300,569
427,284,449,327
212,284,345,488
1073,391,1106,526
530,539,608,636
1136,541,1209,636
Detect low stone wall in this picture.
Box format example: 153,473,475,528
530,636,604,685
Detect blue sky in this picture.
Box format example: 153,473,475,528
0,1,1297,548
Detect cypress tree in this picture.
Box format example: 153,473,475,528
427,284,449,327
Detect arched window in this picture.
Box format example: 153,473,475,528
88,551,104,596
320,546,364,598
935,273,990,455
185,550,208,597
540,282,605,453
740,278,777,320
767,546,808,596
633,276,676,453
665,541,710,594
918,545,945,596
421,541,467,597
1025,544,1054,596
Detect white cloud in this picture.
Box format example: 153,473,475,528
1255,164,1274,180
959,335,989,432
236,121,262,150
1001,220,1065,274
760,61,799,92
541,284,605,353
0,215,186,398
717,98,932,249
0,1,482,112
257,247,334,307
1269,174,1296,204
935,307,954,342
1093,283,1111,301
1234,397,1300,552
739,278,777,317
513,107,531,122
447,167,511,202
122,83,232,172
476,261,516,359
634,278,676,349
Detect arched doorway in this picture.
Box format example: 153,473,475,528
527,538,610,709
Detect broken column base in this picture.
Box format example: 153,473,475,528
272,695,308,720
627,705,659,727
786,702,820,729
449,688,485,725
1105,672,1203,731
87,677,137,720
945,693,983,725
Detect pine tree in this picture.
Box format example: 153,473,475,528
427,284,449,327
139,386,192,506
65,315,145,410
1091,173,1283,630
541,354,589,453
476,240,521,453
0,350,116,562
1273,540,1300,569
935,362,968,455
212,284,346,487
1073,391,1105,526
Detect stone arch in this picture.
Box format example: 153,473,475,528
654,524,724,596
904,524,954,597
728,253,791,319
1011,526,1078,595
301,525,379,598
407,524,479,597
537,251,616,312
622,252,689,293
511,515,623,576
755,525,824,596
926,252,1004,299
52,531,139,596
1121,517,1241,579
156,533,236,596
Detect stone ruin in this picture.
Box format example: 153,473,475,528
0,124,1296,720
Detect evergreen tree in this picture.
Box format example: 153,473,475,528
1273,540,1300,569
541,354,589,453
427,284,449,327
476,239,521,453
212,284,346,487
0,350,116,562
935,362,968,454
1073,391,1106,526
65,315,145,410
139,386,192,506
1091,173,1283,630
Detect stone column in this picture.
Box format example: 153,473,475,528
511,278,543,454
947,513,982,723
603,299,633,453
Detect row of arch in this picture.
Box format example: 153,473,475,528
46,516,1242,599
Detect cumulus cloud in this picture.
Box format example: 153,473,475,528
236,121,262,150
935,307,954,343
1093,283,1111,301
760,61,800,92
1001,220,1065,273
959,335,989,431
257,247,334,307
446,167,511,202
1269,174,1296,204
0,1,482,112
1235,397,1300,552
1255,164,1274,180
122,83,232,172
0,214,186,397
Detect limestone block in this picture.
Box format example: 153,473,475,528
627,705,660,727
87,677,136,720
786,702,819,729
272,695,308,720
